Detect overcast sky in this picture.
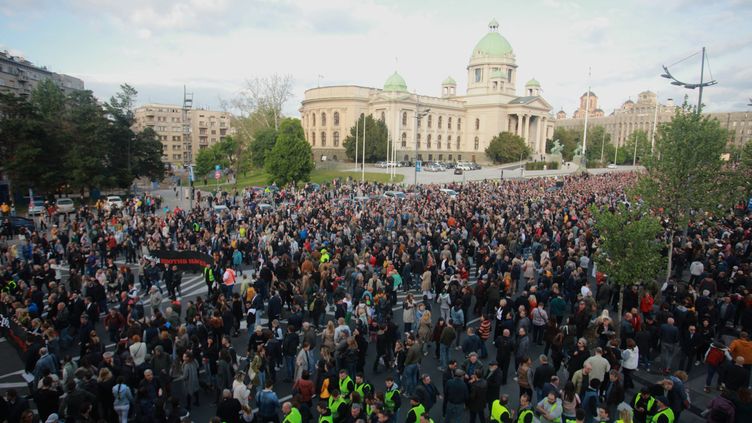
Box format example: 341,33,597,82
2,0,750,117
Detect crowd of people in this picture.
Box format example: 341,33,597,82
0,171,750,423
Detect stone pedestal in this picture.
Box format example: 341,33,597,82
572,155,585,168
547,153,563,164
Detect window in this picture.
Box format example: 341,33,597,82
381,112,385,122
456,136,461,150
401,132,407,147
474,136,479,150
447,135,452,149
475,68,482,83
438,116,443,129
427,134,432,148
402,112,407,126
417,134,421,148
448,154,453,160
458,118,462,130
507,69,513,82
437,135,442,149
458,155,462,161
312,114,316,126
321,131,326,146
428,154,433,161
475,118,480,130
448,117,452,129
333,112,340,126
417,117,422,128
439,154,443,161
312,132,316,146
428,115,432,128
321,112,326,126
333,131,340,147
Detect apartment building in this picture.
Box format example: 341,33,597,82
0,50,84,97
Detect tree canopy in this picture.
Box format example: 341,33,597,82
485,132,530,164
0,82,163,195
343,115,388,162
264,118,314,185
249,127,278,168
549,127,581,161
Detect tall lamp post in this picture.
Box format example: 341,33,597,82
661,47,717,113
413,101,430,186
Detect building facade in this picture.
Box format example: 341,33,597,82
133,104,234,167
555,90,752,148
571,91,604,119
0,50,84,97
299,20,555,164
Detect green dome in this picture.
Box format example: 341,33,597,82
442,76,456,85
472,19,513,59
526,78,541,87
489,69,504,79
383,71,408,92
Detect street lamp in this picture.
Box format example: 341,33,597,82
414,102,430,186
661,47,717,113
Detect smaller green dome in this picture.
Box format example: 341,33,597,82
383,71,407,92
526,78,540,87
489,69,504,79
442,76,456,85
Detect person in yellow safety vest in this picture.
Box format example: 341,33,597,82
282,401,302,423
354,373,373,400
320,248,330,263
650,396,675,423
419,415,436,423
536,391,563,423
338,369,355,402
384,376,402,413
316,401,334,423
203,265,215,295
615,406,634,423
405,396,426,423
491,394,512,423
327,389,348,420
632,387,656,423
517,393,535,423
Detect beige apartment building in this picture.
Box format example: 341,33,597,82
0,50,84,98
300,20,555,164
555,91,752,147
133,104,234,167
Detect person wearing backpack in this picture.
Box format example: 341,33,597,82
112,376,134,423
704,341,731,393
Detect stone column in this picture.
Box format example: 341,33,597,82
521,114,527,140
516,114,522,136
535,116,542,154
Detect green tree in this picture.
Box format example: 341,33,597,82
195,144,230,179
249,127,278,168
621,129,651,165
585,126,615,166
131,127,165,181
485,132,530,164
634,106,730,281
265,118,314,185
591,204,666,319
551,127,581,161
343,115,388,162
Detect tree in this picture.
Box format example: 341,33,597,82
249,127,278,168
591,204,666,320
550,127,581,161
343,115,388,162
232,74,293,131
265,118,314,185
195,144,230,179
485,132,530,164
634,106,730,281
621,129,651,165
131,127,165,181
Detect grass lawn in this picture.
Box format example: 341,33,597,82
192,168,403,189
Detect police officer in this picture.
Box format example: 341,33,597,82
491,394,512,423
405,396,426,423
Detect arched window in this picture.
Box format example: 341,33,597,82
321,112,327,126
447,135,452,149
380,112,385,122
321,131,326,147
456,136,461,150
402,112,407,126
333,131,339,147
439,154,443,161
448,117,452,129
417,117,422,128
438,116,443,129
312,132,316,146
457,118,462,130
474,136,479,150
417,133,421,148
401,132,407,148
333,112,340,126
427,115,432,128
312,113,316,126
437,135,442,149
427,134,432,148
475,118,480,130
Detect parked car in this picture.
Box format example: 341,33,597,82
6,216,35,233
454,168,464,175
375,161,388,168
384,191,407,200
55,198,75,214
105,195,123,209
27,199,46,216
607,163,618,169
212,204,229,213
424,164,442,172
469,162,482,170
439,188,458,198
456,163,472,171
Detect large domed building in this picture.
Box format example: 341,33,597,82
300,19,554,163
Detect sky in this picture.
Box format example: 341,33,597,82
1,0,751,117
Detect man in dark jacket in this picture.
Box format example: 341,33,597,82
485,361,503,414
532,355,556,403
60,380,97,422
216,389,241,423
494,328,514,385
467,370,488,423
415,374,440,412
445,369,469,422
283,325,300,382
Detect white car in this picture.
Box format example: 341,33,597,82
55,198,75,214
105,195,123,209
607,163,618,169
212,204,229,213
439,188,458,198
28,199,46,216
384,191,406,200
